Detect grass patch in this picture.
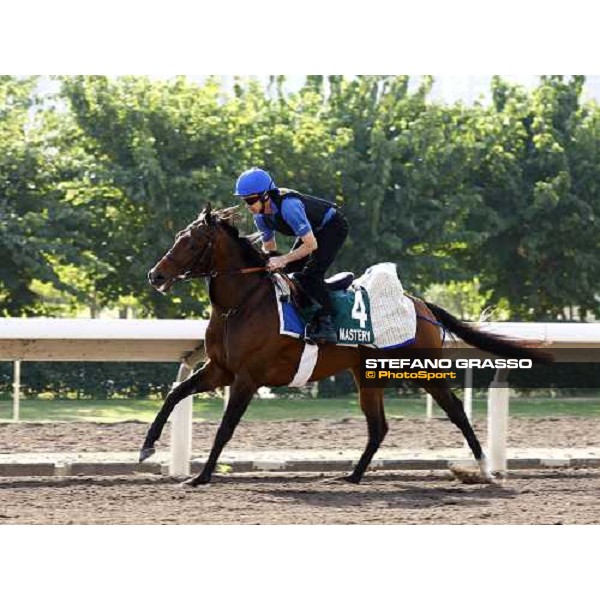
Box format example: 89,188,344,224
1,393,599,423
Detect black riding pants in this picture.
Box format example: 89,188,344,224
284,211,349,316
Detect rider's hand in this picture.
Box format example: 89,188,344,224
267,256,287,271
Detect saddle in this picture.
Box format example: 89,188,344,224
275,262,417,348
325,271,355,291
279,271,355,309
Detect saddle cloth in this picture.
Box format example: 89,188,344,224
274,262,416,348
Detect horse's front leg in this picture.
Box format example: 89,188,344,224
182,372,257,487
139,360,232,461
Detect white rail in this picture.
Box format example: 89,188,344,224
447,321,600,472
0,318,208,476
1,318,596,476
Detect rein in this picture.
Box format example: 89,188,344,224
184,265,269,280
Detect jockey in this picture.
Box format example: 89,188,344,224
234,167,349,344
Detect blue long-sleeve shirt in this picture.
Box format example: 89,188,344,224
254,195,335,243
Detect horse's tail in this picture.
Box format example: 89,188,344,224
423,301,553,364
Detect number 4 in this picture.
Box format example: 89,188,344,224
351,290,368,328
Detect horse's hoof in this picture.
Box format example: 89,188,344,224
344,475,361,485
322,475,361,485
489,470,507,484
180,478,197,489
450,464,503,485
321,476,343,485
180,477,210,489
139,447,155,462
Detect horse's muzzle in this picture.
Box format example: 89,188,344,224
148,268,172,292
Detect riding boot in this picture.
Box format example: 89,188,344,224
306,314,338,344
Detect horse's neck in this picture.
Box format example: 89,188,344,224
209,232,267,311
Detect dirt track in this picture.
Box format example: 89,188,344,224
1,416,599,453
1,469,599,525
1,417,599,524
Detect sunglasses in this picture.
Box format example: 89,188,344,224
242,192,267,206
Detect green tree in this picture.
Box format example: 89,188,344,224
59,75,245,317
5,73,599,324
464,75,600,319
0,76,93,315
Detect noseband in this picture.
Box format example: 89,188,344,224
163,224,216,280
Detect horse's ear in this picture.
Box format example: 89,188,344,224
200,203,213,224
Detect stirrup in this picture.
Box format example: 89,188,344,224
305,318,338,344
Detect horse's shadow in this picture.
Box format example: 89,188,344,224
246,472,518,510
0,468,594,500
253,468,600,510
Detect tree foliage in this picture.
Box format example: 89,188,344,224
1,74,599,321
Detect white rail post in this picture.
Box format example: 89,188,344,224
463,367,473,420
426,393,433,419
487,368,510,473
169,362,193,477
463,368,473,451
13,360,21,422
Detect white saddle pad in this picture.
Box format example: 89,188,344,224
353,262,416,348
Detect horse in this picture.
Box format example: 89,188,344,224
140,204,551,487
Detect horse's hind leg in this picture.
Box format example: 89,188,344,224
344,368,388,484
183,372,257,487
424,383,494,481
139,360,232,461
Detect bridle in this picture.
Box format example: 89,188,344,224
158,217,282,326
163,221,268,281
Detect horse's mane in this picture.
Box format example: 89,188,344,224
219,219,267,267
195,207,267,267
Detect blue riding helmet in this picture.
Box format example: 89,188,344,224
234,167,276,197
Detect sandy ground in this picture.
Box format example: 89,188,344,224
0,469,598,525
0,417,599,524
1,416,599,453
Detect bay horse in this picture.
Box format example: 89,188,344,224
141,204,550,487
